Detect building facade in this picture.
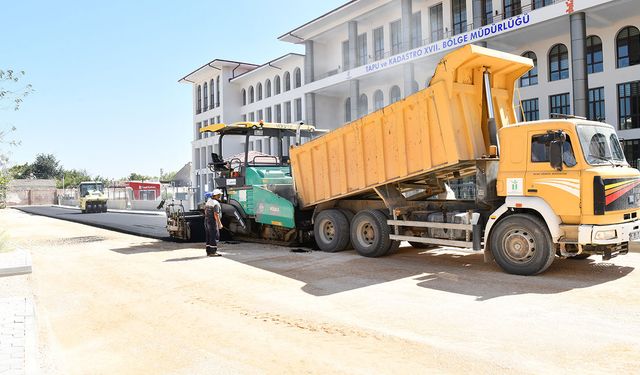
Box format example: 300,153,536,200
181,0,640,199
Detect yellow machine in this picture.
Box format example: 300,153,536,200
78,181,108,213
289,45,640,275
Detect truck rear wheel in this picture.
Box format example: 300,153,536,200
490,214,555,276
351,209,394,258
314,209,350,252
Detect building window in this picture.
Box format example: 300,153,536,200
294,98,302,122
284,101,292,122
586,35,603,74
549,93,571,115
275,104,282,122
390,85,401,104
249,86,255,103
216,76,220,107
358,94,368,117
622,139,640,168
452,0,466,36
521,98,539,121
357,33,367,66
241,89,247,106
209,79,214,109
412,81,419,94
203,82,208,112
374,27,384,61
618,81,640,130
256,82,263,101
345,98,351,122
265,79,272,98
294,68,302,88
520,51,538,87
532,0,553,9
373,90,384,110
390,20,402,55
274,75,281,95
411,12,422,48
196,85,202,114
588,87,605,122
249,112,255,121
284,71,291,91
257,109,263,121
241,114,247,121
342,40,350,69
265,107,272,122
549,44,569,81
475,0,492,27
504,0,521,18
430,3,443,42
616,26,640,68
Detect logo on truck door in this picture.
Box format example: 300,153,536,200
506,178,523,196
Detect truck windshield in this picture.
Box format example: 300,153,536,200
576,125,627,166
80,183,104,196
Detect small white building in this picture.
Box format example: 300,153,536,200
181,0,640,199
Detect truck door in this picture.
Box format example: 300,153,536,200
525,130,581,220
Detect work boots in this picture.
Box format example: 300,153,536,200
206,246,221,257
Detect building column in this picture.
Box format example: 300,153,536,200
473,0,483,28
350,80,359,121
401,0,415,98
570,12,588,118
347,21,360,120
305,92,316,125
304,40,315,84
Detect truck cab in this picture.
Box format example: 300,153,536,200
495,117,639,261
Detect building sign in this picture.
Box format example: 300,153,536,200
363,13,532,76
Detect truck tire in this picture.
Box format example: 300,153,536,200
314,209,350,252
351,209,393,258
336,208,354,249
490,214,555,276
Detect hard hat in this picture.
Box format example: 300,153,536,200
212,188,223,196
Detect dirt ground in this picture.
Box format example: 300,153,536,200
2,208,640,374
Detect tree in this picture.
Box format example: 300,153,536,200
8,162,33,179
31,153,62,179
57,169,91,189
160,170,177,182
128,172,153,181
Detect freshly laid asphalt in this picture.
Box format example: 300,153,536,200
13,206,171,240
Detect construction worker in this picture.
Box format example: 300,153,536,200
204,189,223,257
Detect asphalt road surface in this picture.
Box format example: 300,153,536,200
13,206,170,240
3,208,640,374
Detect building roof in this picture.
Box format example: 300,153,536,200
230,53,304,82
179,59,259,84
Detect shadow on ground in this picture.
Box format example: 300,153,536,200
109,241,195,255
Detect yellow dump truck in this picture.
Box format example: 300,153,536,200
289,45,640,275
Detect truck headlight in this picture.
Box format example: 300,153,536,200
594,230,617,240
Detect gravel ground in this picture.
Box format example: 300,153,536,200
1,208,640,374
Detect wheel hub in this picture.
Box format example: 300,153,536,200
321,220,335,242
358,223,375,245
503,229,535,263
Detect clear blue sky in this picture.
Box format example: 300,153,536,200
1,0,345,179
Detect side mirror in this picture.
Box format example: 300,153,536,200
550,140,563,171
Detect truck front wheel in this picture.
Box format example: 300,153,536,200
314,209,351,252
351,209,394,258
490,214,555,276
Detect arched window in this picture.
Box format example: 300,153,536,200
209,79,214,109
249,86,255,103
256,82,263,101
196,85,202,113
411,81,419,94
241,89,247,106
520,51,538,86
265,79,272,98
549,44,569,81
203,82,208,112
617,26,640,68
373,90,384,111
390,86,401,104
274,75,281,95
216,76,220,107
284,71,291,91
345,98,351,122
294,67,302,88
358,94,368,117
586,36,603,74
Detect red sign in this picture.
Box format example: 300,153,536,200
566,0,574,13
